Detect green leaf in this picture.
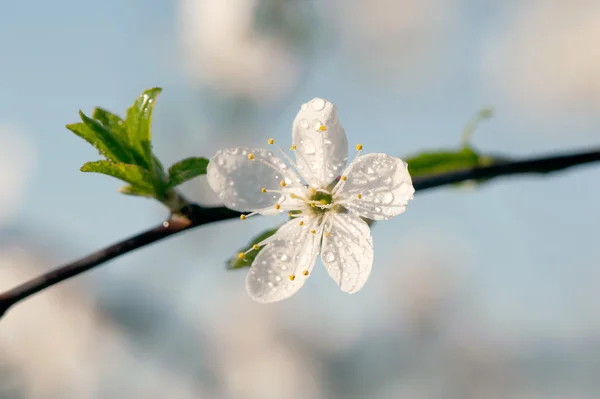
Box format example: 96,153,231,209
227,227,280,269
167,157,209,188
126,88,162,165
92,107,127,138
77,111,134,163
66,122,119,161
80,160,156,191
119,184,157,198
406,147,481,178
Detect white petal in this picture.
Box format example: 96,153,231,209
321,213,374,294
207,147,303,213
292,98,348,187
335,153,414,220
246,217,323,303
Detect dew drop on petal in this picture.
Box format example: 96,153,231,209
382,192,394,205
311,98,326,111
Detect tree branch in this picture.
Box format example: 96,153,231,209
1,147,599,318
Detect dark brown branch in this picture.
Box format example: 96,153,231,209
1,147,599,318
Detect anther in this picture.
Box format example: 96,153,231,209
267,138,275,144
238,252,245,259
341,176,347,181
299,221,304,226
240,214,247,220
248,153,255,160
302,270,309,276
311,203,316,208
280,180,287,187
318,125,327,131
289,275,296,281
310,229,316,234
357,193,362,199
310,187,317,194
290,145,297,151
325,231,331,237
253,244,260,250
275,204,281,210
261,188,266,193
355,144,363,151
288,211,293,217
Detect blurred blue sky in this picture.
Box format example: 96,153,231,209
1,0,600,389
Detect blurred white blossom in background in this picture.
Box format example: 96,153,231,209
178,0,306,102
0,245,203,399
481,0,600,115
329,0,461,84
0,125,35,226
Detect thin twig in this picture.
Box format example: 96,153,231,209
1,147,599,318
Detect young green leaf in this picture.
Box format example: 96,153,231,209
66,122,120,162
78,111,134,163
406,147,481,178
119,184,157,198
92,108,128,138
125,88,162,165
80,160,156,192
228,227,280,269
167,157,209,188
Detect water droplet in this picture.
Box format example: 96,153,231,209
267,282,274,287
311,98,326,111
382,192,394,205
217,158,225,166
275,276,282,282
324,251,335,262
281,254,289,261
300,119,309,128
301,103,308,111
301,139,316,155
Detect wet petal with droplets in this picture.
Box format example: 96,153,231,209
207,147,303,213
292,98,348,187
246,217,323,303
321,213,373,294
335,153,414,220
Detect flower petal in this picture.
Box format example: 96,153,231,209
321,213,374,294
207,147,303,213
335,153,414,220
246,217,323,303
292,98,348,187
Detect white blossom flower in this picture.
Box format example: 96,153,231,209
207,98,414,303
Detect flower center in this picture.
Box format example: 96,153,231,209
309,190,334,214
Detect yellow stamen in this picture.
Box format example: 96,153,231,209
302,270,309,276
238,252,245,259
275,204,281,210
310,229,316,234
289,274,296,281
290,145,297,151
280,180,287,187
357,193,362,199
253,244,260,250
310,187,317,194
267,138,275,145
318,125,327,131
288,211,293,217
261,187,266,193
299,221,304,226
248,153,255,160
240,214,247,220
355,144,363,151
325,231,331,237
341,175,347,181
311,203,316,208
